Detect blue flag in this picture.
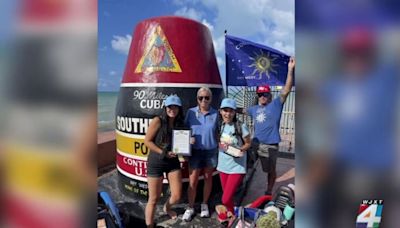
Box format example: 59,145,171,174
225,35,290,86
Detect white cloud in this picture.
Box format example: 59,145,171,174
203,0,294,71
172,0,200,6
174,7,203,21
271,8,294,31
111,35,132,55
211,36,226,71
202,19,214,32
202,0,270,36
216,56,224,68
174,5,214,32
272,41,294,56
200,0,294,54
213,36,225,54
109,71,117,76
170,0,294,83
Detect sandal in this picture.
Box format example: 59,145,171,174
216,205,237,227
215,205,229,224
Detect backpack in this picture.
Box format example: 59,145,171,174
218,120,244,145
272,185,295,212
97,191,124,228
233,120,244,145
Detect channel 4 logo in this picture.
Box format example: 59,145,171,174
356,199,383,228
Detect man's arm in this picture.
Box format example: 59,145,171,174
280,56,295,103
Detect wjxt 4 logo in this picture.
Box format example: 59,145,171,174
356,199,383,228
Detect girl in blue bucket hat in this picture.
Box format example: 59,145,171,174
144,95,185,227
215,98,251,226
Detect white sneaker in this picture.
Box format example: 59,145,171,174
182,207,195,221
200,203,210,218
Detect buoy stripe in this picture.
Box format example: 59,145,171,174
115,132,149,157
116,165,188,183
115,130,145,139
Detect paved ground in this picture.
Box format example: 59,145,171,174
98,154,294,227
242,158,295,206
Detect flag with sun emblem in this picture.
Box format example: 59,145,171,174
225,35,290,86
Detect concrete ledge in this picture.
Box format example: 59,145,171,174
98,131,116,173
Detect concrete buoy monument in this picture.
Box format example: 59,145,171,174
115,16,223,201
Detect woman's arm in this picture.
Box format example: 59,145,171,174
240,135,252,152
144,116,163,154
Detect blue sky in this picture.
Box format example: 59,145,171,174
98,0,294,91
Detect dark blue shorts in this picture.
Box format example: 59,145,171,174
188,148,218,169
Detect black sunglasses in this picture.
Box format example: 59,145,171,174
257,93,270,98
198,96,210,101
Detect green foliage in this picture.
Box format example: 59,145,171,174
256,211,280,228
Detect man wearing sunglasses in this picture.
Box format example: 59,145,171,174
240,57,295,195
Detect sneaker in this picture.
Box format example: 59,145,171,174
200,203,210,218
182,207,195,222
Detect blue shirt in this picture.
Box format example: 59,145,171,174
247,97,284,144
217,123,250,174
185,106,218,150
324,65,398,169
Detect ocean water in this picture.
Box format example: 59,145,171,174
98,91,118,132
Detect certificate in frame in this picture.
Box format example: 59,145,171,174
172,129,192,156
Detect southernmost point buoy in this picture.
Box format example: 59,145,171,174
115,16,223,201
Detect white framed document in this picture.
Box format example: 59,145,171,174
225,145,243,157
172,129,192,156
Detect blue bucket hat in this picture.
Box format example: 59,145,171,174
165,95,182,107
220,98,237,110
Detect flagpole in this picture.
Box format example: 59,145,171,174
224,30,228,97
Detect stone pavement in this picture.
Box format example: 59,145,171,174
242,158,295,206
98,154,295,227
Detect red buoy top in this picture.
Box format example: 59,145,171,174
122,16,221,85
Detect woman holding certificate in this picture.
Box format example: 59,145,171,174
216,98,251,223
182,87,219,221
144,95,185,227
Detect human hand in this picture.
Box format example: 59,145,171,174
288,56,295,71
166,151,177,158
219,142,228,151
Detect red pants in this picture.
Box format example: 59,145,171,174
219,172,245,213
